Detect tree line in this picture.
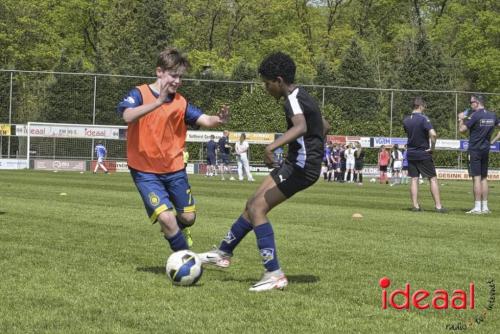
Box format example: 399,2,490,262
0,0,499,166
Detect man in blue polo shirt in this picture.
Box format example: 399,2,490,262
403,97,446,213
206,135,217,176
218,130,234,180
459,94,499,214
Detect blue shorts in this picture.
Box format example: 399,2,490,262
220,153,230,164
469,150,489,177
207,154,216,165
130,169,195,223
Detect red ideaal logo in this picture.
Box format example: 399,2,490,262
379,277,475,310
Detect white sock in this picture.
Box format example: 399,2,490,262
481,201,489,211
474,201,481,211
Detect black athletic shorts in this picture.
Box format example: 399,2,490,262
408,158,436,178
379,165,388,172
469,150,489,177
270,160,320,198
355,162,364,171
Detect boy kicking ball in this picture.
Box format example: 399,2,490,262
199,52,330,291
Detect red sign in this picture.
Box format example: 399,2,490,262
327,135,346,144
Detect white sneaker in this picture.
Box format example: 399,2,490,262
249,270,288,292
466,208,482,214
229,176,235,181
198,249,231,268
482,209,491,214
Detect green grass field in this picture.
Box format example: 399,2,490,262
0,170,499,333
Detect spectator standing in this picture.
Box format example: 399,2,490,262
235,133,255,182
218,130,234,180
378,145,390,184
354,142,365,185
390,144,403,185
344,143,356,182
206,135,217,176
458,94,499,214
401,144,409,184
403,97,445,212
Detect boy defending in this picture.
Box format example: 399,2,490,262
199,52,330,291
117,47,229,252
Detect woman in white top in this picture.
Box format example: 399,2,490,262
390,144,403,185
344,143,356,182
235,133,255,181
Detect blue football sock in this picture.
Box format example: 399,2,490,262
254,222,280,272
219,215,253,255
165,230,189,251
176,219,188,230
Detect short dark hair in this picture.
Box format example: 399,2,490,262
472,94,485,105
258,52,296,84
413,96,426,109
157,47,190,72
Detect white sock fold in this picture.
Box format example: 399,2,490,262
474,201,481,211
481,201,489,211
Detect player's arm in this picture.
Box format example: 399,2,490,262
458,111,470,133
122,82,174,123
263,114,307,167
428,129,437,152
322,117,331,137
492,131,500,144
196,105,229,128
122,100,162,123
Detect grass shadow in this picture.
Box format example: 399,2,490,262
137,266,164,275
219,274,320,284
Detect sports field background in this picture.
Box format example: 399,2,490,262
0,170,498,333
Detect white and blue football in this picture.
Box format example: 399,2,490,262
166,250,203,286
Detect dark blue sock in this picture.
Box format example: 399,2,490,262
219,215,253,255
254,222,280,272
165,230,189,251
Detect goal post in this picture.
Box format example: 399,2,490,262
25,122,127,172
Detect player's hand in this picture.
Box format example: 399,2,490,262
218,104,230,124
156,79,171,104
458,112,465,121
264,146,275,168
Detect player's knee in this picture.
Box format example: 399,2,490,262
177,212,196,226
157,211,178,234
246,197,263,220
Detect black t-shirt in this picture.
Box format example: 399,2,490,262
207,140,217,156
283,87,324,170
465,109,498,151
403,112,433,161
355,150,365,162
218,136,230,154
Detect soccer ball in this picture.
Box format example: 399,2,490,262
166,250,203,286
